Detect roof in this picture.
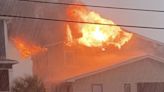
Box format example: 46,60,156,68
0,59,18,64
132,32,164,46
31,32,164,83
122,28,164,46
65,54,164,82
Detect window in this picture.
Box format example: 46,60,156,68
0,70,9,91
92,84,103,92
124,83,131,92
137,82,164,92
0,20,6,59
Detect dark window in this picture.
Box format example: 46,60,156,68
137,82,164,92
0,70,9,91
124,83,131,92
92,84,103,92
0,20,6,59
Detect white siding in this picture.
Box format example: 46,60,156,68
72,58,164,92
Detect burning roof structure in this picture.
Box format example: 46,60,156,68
1,0,164,91
32,5,164,91
66,5,133,49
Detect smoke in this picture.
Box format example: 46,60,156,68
7,1,66,45
0,0,72,59
0,0,84,57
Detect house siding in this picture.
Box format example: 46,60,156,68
72,58,164,92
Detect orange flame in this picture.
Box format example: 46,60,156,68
66,25,73,46
12,38,47,59
66,5,133,50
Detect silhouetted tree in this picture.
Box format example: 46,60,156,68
11,76,45,92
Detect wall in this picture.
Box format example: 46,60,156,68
73,58,164,92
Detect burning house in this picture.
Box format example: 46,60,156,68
32,3,164,92
1,0,164,92
32,26,164,92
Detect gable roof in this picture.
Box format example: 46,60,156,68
65,54,164,82
132,32,164,46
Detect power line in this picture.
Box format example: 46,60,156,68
1,14,164,30
19,0,164,13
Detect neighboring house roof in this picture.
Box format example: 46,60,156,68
0,59,18,64
65,54,164,82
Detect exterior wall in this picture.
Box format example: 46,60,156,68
0,66,16,92
8,69,13,91
0,69,9,92
72,58,164,92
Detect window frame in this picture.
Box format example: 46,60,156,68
92,84,103,92
124,83,131,92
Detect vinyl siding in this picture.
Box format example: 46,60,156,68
72,58,164,92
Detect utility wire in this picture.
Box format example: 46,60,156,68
1,14,164,30
19,0,164,13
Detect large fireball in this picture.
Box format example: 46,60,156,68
66,5,133,49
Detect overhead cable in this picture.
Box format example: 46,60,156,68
1,14,164,30
19,0,164,13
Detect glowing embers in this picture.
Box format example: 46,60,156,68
12,37,47,58
66,5,133,50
